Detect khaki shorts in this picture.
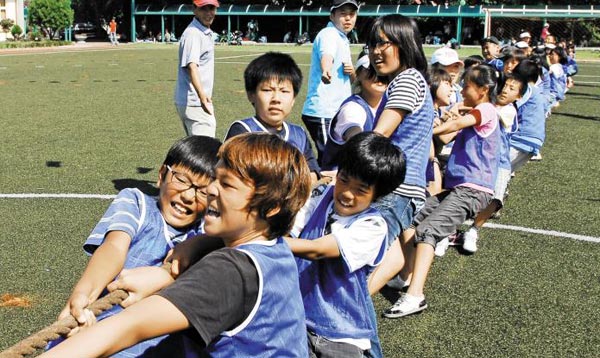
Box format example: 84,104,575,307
176,105,216,137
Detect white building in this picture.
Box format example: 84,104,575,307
0,0,25,41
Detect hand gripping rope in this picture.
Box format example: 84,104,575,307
0,263,172,358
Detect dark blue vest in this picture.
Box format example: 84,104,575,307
296,187,384,341
321,95,374,171
206,238,308,358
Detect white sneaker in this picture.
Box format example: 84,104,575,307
530,153,543,161
434,237,450,257
383,293,428,319
462,228,479,253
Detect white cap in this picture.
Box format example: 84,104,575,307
545,43,556,50
430,47,463,66
355,54,369,70
519,31,531,39
515,41,529,49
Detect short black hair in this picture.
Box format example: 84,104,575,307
513,58,542,84
463,55,485,70
163,135,222,178
336,132,406,199
501,73,528,97
461,64,498,104
244,52,303,96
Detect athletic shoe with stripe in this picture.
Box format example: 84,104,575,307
383,293,428,319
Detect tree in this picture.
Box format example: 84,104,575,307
28,0,74,40
0,18,14,35
11,24,23,40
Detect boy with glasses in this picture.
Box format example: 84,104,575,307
48,135,221,357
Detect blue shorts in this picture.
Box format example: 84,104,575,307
373,192,425,248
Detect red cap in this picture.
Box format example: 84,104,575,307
193,0,219,8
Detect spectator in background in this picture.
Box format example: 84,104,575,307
541,22,550,42
109,17,118,45
302,0,358,166
174,0,219,137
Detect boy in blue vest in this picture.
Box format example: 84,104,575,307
225,51,322,184
40,133,311,358
48,135,221,357
287,132,406,357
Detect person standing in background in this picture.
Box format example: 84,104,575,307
174,0,219,137
109,18,118,45
302,0,358,165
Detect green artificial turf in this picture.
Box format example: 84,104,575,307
0,44,599,357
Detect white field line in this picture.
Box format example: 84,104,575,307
0,193,116,199
1,193,598,243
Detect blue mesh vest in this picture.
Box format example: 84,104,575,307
229,117,308,153
321,95,374,171
445,104,501,190
374,87,435,189
296,186,384,341
205,238,308,358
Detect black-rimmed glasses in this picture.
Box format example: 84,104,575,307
367,40,393,52
166,165,207,200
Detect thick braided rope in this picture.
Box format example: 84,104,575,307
0,289,128,358
0,263,171,358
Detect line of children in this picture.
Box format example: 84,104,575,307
40,133,312,358
38,11,579,356
385,64,501,318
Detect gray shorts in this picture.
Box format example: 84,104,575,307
175,104,216,137
414,187,492,248
307,331,366,358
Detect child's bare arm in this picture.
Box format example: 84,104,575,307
373,108,407,138
433,113,478,135
285,234,340,260
106,266,175,307
40,296,189,358
59,231,131,328
168,234,225,277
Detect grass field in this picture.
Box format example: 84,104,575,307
1,44,599,357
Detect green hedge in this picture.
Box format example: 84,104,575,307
0,40,72,49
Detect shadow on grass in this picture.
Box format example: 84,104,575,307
552,111,600,122
112,178,158,196
564,91,600,100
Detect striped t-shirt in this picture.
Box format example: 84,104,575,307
383,68,432,201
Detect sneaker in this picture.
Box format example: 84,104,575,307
447,232,462,246
530,153,543,161
383,293,428,319
434,237,450,257
462,227,479,253
386,275,409,292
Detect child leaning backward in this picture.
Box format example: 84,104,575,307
384,64,501,318
286,132,406,357
40,133,311,358
224,51,322,184
48,135,221,357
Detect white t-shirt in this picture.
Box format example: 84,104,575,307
331,101,376,143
